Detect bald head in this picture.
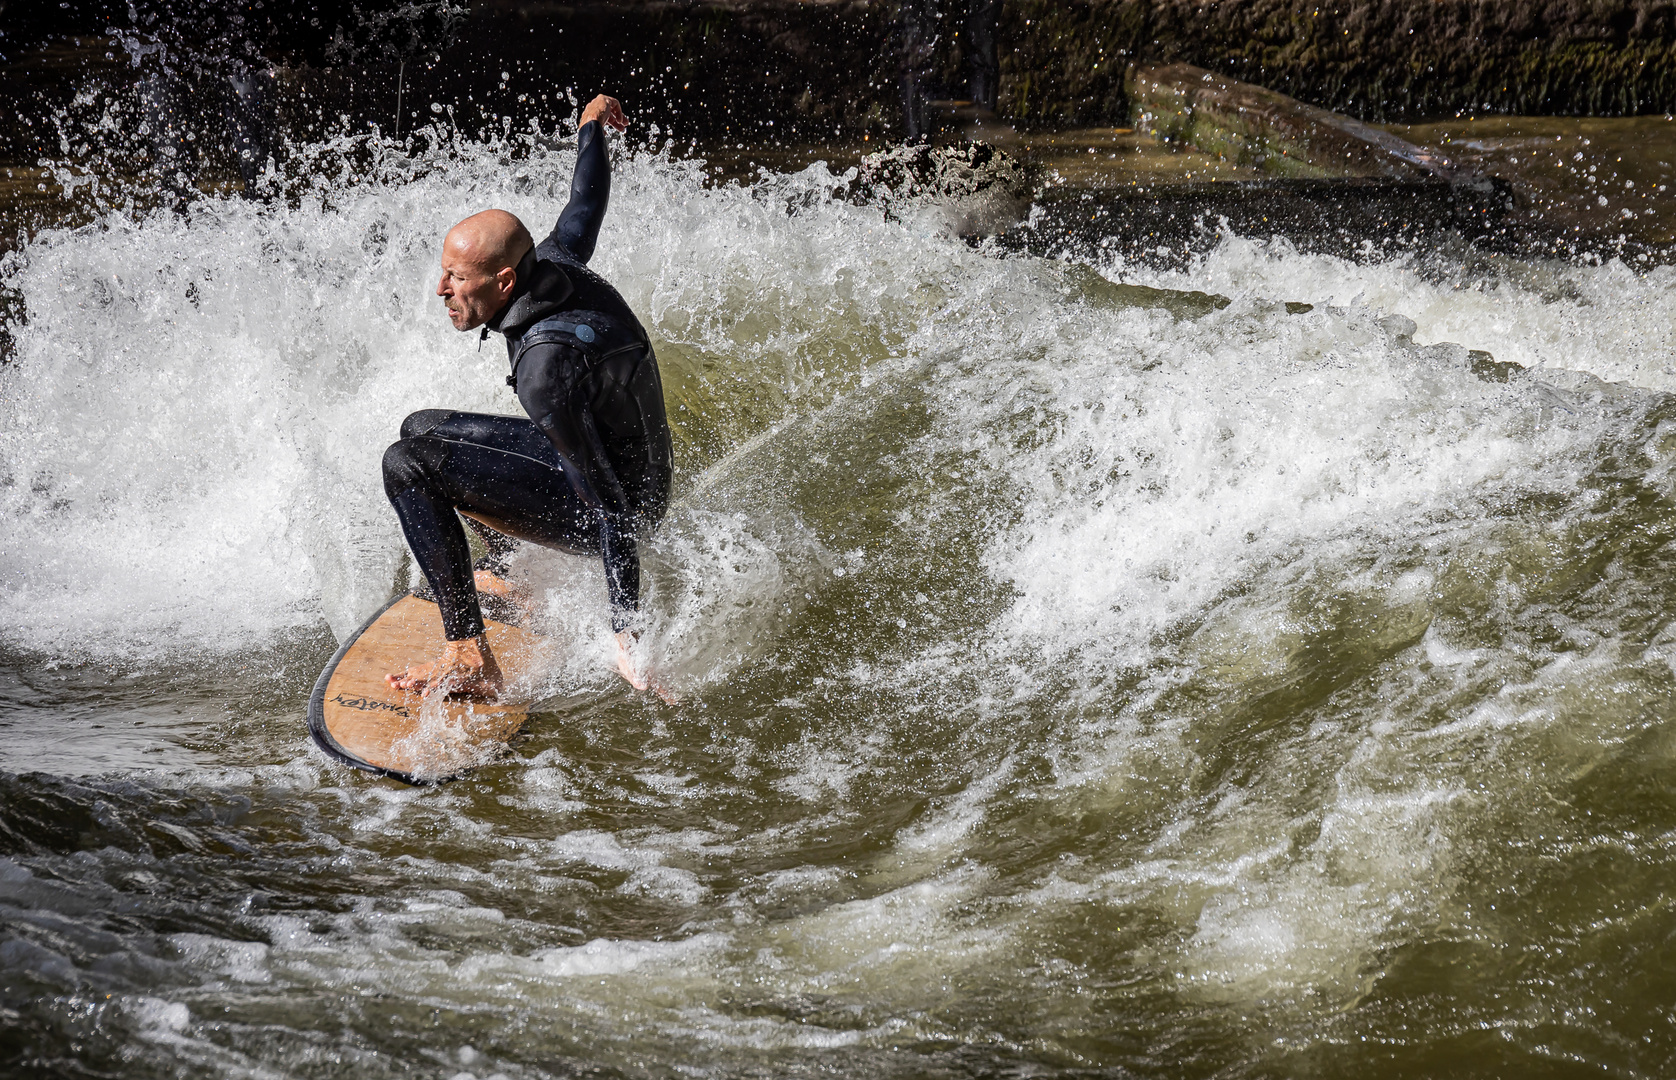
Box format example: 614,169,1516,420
443,209,533,275
436,209,534,331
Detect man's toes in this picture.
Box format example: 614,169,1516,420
388,669,429,692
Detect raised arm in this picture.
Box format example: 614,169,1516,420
551,95,627,263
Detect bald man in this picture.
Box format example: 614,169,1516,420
382,94,672,697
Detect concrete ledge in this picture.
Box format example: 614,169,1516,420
1126,63,1455,181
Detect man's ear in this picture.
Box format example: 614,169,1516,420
496,265,518,295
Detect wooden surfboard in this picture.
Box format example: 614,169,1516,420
307,593,547,784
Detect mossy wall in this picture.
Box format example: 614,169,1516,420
998,1,1676,125
10,0,1676,147
506,0,1676,131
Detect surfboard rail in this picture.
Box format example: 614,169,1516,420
307,592,425,784
307,593,542,786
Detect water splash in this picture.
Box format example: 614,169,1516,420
5,121,1676,1077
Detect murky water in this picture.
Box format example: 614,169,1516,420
7,118,1676,1078
1386,114,1676,253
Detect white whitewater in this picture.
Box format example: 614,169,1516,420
3,125,1676,1076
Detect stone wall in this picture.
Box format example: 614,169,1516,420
9,0,1676,147
999,1,1676,125
476,1,1676,134
464,1,1676,131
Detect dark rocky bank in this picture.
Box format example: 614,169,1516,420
10,0,1676,153
380,0,1676,131
1002,0,1676,125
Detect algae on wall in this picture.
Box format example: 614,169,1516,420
996,0,1676,126
9,0,1676,151
362,0,1676,136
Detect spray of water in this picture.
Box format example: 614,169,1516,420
5,119,1676,1075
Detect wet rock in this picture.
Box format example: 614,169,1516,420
854,141,1037,236
1129,63,1451,180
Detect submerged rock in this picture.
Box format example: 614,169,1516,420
854,141,1037,237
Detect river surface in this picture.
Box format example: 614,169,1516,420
7,122,1676,1079
1386,114,1676,254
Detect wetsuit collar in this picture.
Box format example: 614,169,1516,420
487,247,574,337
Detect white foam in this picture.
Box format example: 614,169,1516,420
531,932,727,977
126,996,191,1036
167,933,273,984
1136,233,1676,389
9,121,1676,1053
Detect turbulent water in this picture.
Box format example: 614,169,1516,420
6,125,1676,1078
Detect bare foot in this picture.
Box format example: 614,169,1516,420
387,634,504,699
474,570,536,623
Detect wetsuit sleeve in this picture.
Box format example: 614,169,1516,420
551,119,610,264
514,340,642,631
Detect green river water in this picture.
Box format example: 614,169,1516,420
4,119,1676,1078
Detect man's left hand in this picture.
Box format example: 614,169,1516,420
581,95,628,133
615,630,678,703
614,630,648,690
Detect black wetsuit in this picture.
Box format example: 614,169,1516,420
382,120,673,640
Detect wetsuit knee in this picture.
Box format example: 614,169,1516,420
382,437,449,499
400,409,451,441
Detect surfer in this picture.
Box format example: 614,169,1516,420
382,93,672,698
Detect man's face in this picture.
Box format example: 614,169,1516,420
437,230,512,331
